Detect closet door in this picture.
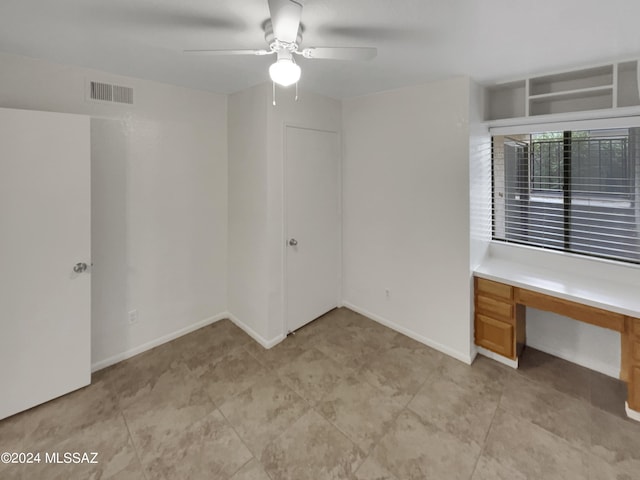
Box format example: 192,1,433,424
0,108,91,420
285,126,340,332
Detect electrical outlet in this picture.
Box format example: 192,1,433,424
385,288,391,299
128,309,139,325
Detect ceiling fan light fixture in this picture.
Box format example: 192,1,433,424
269,51,301,87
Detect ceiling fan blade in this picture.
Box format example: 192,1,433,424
299,47,377,61
184,49,272,56
268,0,303,43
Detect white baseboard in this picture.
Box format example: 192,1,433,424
342,302,473,364
525,340,620,379
476,346,519,369
91,313,227,372
625,402,640,422
226,312,285,349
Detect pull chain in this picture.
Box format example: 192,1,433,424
271,82,300,105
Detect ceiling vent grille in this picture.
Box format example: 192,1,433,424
88,81,134,105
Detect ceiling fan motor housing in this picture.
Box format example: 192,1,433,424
264,19,303,53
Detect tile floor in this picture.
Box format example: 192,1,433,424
1,307,639,479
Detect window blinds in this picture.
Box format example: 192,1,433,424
492,127,640,263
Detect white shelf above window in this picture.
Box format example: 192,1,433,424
528,85,613,101
528,65,613,96
485,61,639,121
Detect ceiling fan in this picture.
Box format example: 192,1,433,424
184,0,377,88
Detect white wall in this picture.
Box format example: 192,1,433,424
227,83,341,344
342,77,474,363
0,52,228,369
526,308,621,377
227,84,270,342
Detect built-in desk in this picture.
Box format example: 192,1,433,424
474,258,640,421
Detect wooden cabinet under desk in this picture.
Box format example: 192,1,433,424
474,278,525,360
474,275,640,415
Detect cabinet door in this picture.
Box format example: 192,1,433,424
475,314,514,359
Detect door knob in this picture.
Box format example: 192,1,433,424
288,238,298,246
73,262,88,273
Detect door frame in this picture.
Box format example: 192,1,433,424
282,123,343,334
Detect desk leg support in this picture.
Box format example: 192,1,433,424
626,367,640,421
622,317,640,422
515,304,526,358
627,403,640,422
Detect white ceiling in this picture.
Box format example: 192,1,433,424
2,0,640,99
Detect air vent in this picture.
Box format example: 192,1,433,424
88,81,134,105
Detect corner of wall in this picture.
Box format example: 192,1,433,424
468,78,491,360
226,83,271,342
226,311,285,350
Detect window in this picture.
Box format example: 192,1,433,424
492,127,640,263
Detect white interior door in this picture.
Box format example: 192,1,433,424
285,126,340,332
0,108,91,420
